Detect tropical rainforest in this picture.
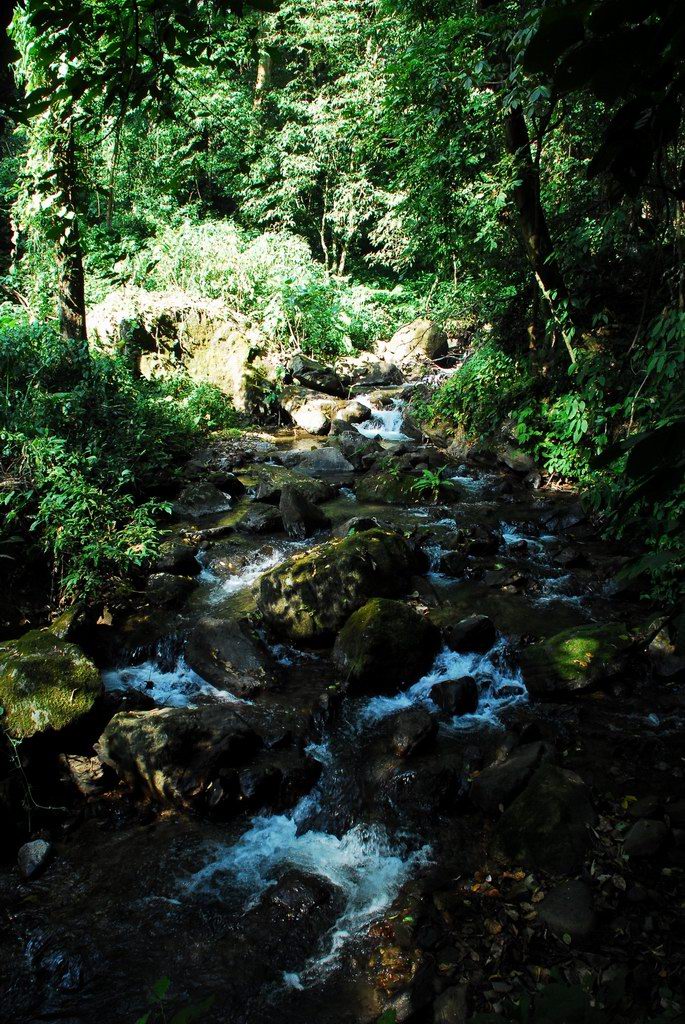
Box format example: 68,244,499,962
0,1,684,1023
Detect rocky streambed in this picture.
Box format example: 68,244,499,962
2,389,685,1024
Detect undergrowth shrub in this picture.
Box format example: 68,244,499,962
0,304,239,602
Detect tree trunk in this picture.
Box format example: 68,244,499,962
503,105,576,363
253,47,272,108
54,119,87,344
0,4,17,277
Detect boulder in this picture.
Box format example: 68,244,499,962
96,705,259,810
498,446,538,475
252,464,333,505
290,447,354,476
279,485,331,539
151,540,201,576
537,879,596,940
185,618,281,695
0,630,101,740
257,529,427,642
388,707,438,758
381,319,448,371
348,361,404,394
470,741,552,814
145,572,197,607
279,384,344,434
290,353,345,397
355,469,422,505
520,622,634,698
493,763,596,873
173,481,233,518
443,614,496,654
336,400,369,424
335,432,383,471
623,819,670,858
433,985,468,1024
438,552,467,578
18,839,53,881
430,676,478,717
237,502,284,534
333,516,382,538
333,598,441,691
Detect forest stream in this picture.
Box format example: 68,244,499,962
2,388,684,1024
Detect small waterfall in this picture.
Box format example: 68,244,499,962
354,396,408,441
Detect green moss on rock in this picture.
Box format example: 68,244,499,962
0,630,101,740
355,471,423,506
257,529,427,642
333,598,440,692
520,622,633,697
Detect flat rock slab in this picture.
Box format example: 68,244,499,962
537,879,597,940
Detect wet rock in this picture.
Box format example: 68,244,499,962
253,463,333,505
380,319,448,372
438,551,468,578
385,760,462,821
430,677,478,717
520,622,634,698
433,984,468,1024
0,630,101,740
470,741,553,814
237,502,284,534
555,545,588,570
60,754,114,797
145,572,197,607
151,539,200,576
623,819,670,857
290,353,345,397
667,799,685,827
484,567,528,591
333,515,382,538
290,446,354,476
444,523,500,556
538,879,596,940
96,705,261,812
279,384,344,434
498,446,538,475
173,480,233,518
629,794,663,819
401,412,424,441
355,469,422,505
443,614,496,654
388,708,437,758
336,399,369,423
332,598,440,692
493,763,596,873
18,839,53,881
279,485,331,539
185,617,281,695
258,529,427,642
335,432,383,470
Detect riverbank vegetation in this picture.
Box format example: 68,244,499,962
1,0,683,609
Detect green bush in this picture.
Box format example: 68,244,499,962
427,341,533,435
0,304,239,602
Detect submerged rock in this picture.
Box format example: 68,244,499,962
387,707,437,758
333,598,440,691
493,763,595,873
430,676,479,717
279,485,331,539
0,630,101,740
257,529,427,642
145,572,197,607
520,622,634,697
443,614,496,654
185,617,281,695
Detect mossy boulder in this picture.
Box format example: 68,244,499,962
493,763,596,873
520,622,634,697
355,470,423,505
252,464,333,505
333,598,441,692
0,630,101,740
257,529,427,642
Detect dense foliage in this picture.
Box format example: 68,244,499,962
0,0,683,606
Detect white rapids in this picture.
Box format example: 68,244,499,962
354,397,408,441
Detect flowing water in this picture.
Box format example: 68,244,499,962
1,389,636,1024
